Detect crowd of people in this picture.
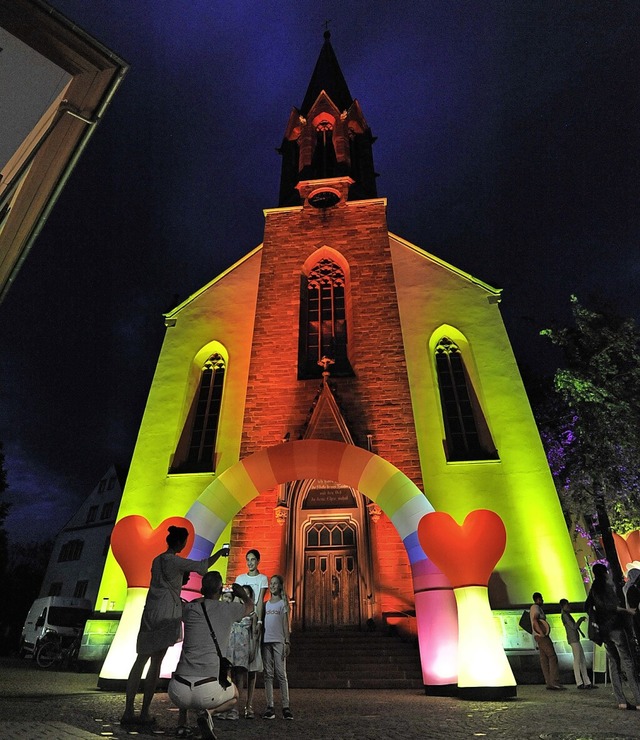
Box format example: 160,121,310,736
118,525,640,737
120,529,293,739
530,563,640,709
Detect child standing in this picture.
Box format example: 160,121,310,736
234,548,268,718
222,585,262,720
262,574,293,720
560,598,595,690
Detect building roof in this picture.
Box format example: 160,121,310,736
300,31,353,116
0,0,128,304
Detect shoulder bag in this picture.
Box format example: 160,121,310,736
200,602,233,688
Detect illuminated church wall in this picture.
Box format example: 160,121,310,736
232,194,423,619
97,251,262,608
390,234,585,603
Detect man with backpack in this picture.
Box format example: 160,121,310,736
530,592,565,690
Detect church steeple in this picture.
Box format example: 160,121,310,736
278,31,378,207
300,30,353,117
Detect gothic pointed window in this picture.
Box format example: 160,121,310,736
170,353,226,473
435,337,497,462
299,257,352,378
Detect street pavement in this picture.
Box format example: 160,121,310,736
2,657,640,740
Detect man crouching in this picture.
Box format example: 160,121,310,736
168,572,253,739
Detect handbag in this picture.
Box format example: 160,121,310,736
519,609,533,634
587,608,603,646
201,602,233,688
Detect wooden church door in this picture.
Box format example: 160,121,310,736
302,520,360,629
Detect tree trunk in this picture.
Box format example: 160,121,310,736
597,499,625,601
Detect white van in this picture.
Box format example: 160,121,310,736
20,596,92,656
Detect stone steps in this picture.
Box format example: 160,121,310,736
284,630,424,690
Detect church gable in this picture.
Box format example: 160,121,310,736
301,377,354,444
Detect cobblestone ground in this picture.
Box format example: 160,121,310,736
2,658,640,740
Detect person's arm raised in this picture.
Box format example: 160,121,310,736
231,582,254,618
206,546,230,568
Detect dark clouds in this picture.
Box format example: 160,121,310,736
1,0,638,543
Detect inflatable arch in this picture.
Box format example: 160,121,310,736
185,439,459,690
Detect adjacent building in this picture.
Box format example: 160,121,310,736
40,465,123,608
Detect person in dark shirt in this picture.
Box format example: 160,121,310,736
586,564,640,709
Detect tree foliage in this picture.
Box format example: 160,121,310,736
539,296,640,583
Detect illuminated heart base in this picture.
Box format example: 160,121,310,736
418,509,517,699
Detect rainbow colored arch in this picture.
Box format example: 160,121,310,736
185,439,458,687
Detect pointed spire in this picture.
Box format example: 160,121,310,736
300,31,353,116
277,31,377,206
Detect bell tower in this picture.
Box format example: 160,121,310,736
278,31,377,206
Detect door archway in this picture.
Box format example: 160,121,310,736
184,439,458,689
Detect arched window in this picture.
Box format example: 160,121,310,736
435,337,497,462
299,257,352,378
171,353,226,473
312,119,337,178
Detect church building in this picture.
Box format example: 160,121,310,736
96,33,585,687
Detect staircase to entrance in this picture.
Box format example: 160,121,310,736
286,630,424,689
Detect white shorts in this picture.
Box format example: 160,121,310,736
168,674,236,711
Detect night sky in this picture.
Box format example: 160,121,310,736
1,1,638,544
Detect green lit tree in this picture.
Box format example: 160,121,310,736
540,296,640,590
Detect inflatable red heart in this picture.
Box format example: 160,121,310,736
417,509,506,588
111,516,195,588
612,531,632,571
625,530,640,563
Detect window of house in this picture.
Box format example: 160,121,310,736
98,479,106,493
107,476,116,490
299,258,352,378
100,502,114,520
86,505,98,524
48,582,62,596
58,539,84,562
435,337,498,462
74,580,88,598
170,353,226,473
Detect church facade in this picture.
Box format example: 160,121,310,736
97,34,584,665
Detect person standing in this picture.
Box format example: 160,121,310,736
168,572,253,739
262,574,293,720
121,526,229,728
530,592,565,690
586,563,640,710
234,548,268,718
559,598,594,690
218,585,261,721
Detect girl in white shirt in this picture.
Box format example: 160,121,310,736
232,548,267,719
261,574,293,720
